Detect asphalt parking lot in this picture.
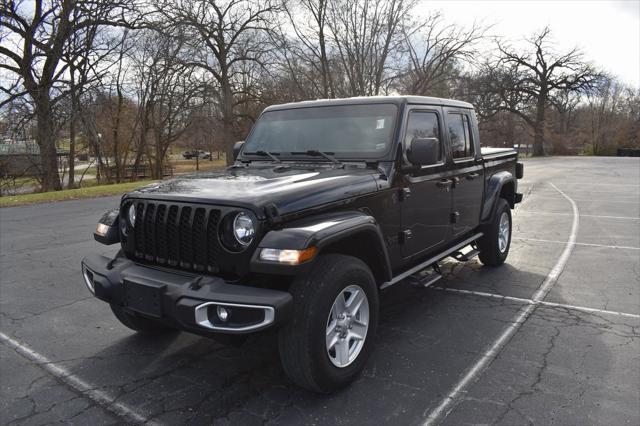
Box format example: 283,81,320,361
1,156,639,425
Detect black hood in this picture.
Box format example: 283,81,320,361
126,164,380,218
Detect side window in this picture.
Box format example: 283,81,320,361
405,111,442,163
448,113,475,159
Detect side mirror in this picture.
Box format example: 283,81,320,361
233,141,245,161
407,137,440,166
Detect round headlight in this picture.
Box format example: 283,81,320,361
233,212,255,246
128,204,136,227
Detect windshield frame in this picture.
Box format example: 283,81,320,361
240,102,401,162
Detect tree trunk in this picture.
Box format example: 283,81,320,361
155,138,163,179
532,95,546,156
533,124,545,156
317,3,333,98
114,87,124,182
221,73,236,166
68,116,76,189
35,98,62,191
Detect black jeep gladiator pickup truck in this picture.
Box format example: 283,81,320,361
82,96,523,392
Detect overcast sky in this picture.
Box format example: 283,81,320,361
421,0,640,87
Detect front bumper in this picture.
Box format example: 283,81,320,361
81,254,293,334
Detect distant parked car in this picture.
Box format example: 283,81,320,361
182,150,211,160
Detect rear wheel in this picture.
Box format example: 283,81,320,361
478,198,512,266
278,254,379,393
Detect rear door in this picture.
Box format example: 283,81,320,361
400,107,453,259
444,108,484,237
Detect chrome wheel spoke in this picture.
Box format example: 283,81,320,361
335,292,347,313
349,320,367,341
335,338,350,365
326,317,337,333
326,330,339,351
346,290,366,317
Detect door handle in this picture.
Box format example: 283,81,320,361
466,173,480,180
436,179,453,191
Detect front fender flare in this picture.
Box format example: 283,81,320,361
250,211,392,281
94,208,120,245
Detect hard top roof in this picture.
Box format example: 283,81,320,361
263,95,473,112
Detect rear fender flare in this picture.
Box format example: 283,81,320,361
481,171,515,223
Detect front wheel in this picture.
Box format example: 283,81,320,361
478,198,512,266
278,254,379,393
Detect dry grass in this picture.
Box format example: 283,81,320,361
0,180,156,208
171,158,226,174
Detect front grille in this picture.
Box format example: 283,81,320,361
130,201,222,273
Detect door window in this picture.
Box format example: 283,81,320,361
448,113,474,160
405,111,442,164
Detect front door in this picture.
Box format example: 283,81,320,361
400,108,452,259
444,108,484,237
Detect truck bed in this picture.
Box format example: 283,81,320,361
481,147,518,158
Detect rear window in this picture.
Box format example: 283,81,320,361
448,113,474,160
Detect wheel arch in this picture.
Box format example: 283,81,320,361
481,171,516,223
250,211,392,285
317,228,392,286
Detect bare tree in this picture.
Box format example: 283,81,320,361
327,0,415,96
63,5,122,188
585,77,624,155
157,0,280,164
0,0,138,191
398,13,485,97
112,27,199,179
279,0,336,98
491,27,601,156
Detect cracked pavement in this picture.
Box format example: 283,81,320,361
1,157,639,425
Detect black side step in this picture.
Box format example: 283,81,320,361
451,248,480,262
407,264,442,288
380,233,483,290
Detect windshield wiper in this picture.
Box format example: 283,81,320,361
292,150,342,166
245,150,281,163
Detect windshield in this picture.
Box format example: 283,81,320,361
242,104,398,160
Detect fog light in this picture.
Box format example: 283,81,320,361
217,306,229,322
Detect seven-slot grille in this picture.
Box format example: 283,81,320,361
130,201,222,273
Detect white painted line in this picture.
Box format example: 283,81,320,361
423,182,579,425
554,183,640,187
515,211,640,220
514,237,640,251
433,287,640,320
523,188,639,195
534,196,639,204
0,331,155,426
540,299,640,319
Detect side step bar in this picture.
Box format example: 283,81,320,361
451,248,480,262
380,233,483,290
407,263,442,288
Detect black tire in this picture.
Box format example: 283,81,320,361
278,254,379,393
109,303,176,335
478,198,512,266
